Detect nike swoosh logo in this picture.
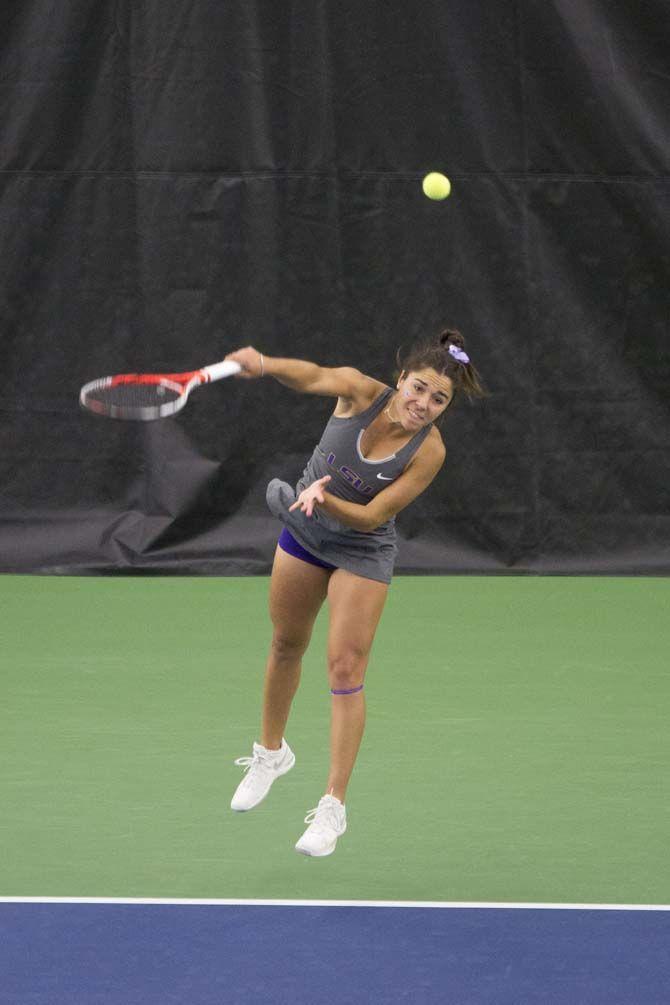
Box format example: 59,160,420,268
377,474,393,481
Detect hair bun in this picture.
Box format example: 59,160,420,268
396,326,486,402
438,328,465,350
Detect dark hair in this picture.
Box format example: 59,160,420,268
396,328,486,402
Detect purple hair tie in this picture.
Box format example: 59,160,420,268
448,344,470,365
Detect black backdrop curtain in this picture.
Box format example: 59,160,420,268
1,1,669,574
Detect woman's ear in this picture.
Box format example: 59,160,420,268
396,370,406,389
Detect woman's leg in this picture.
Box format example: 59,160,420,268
260,545,331,749
324,569,389,801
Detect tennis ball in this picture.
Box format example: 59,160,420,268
422,172,451,200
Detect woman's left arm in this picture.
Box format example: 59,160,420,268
291,435,446,532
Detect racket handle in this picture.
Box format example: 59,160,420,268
201,360,242,382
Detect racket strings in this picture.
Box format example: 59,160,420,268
95,382,183,409
80,377,186,419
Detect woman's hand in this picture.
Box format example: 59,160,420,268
288,476,331,518
224,346,264,378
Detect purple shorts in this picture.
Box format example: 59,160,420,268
278,527,336,570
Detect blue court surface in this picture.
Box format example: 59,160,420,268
2,899,669,1004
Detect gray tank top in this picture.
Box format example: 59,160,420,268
266,387,433,583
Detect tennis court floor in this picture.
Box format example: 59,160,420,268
2,575,668,1001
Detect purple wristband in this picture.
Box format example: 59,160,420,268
331,684,364,695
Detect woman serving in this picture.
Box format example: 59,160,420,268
226,330,484,857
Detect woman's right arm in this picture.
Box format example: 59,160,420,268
224,346,379,403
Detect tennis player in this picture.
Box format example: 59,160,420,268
226,331,484,856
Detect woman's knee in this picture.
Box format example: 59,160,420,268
270,629,310,662
327,648,368,691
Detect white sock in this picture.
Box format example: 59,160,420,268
260,740,284,755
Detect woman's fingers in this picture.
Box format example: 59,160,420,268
224,347,261,377
313,476,330,505
288,493,309,514
286,476,331,517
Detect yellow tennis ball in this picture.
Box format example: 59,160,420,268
422,172,451,200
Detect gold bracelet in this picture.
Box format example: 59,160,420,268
259,353,264,377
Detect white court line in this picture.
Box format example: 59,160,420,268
1,898,669,911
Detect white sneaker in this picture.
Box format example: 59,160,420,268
230,739,295,812
295,794,347,857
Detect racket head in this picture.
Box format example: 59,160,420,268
79,374,190,421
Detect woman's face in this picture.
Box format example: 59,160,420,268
394,368,454,428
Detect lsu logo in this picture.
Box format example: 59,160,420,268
326,452,374,496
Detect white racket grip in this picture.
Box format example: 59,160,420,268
201,360,242,383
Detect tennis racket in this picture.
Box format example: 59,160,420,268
79,359,242,421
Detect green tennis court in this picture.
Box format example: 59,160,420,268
2,574,668,905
